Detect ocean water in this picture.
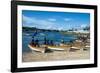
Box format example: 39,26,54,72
22,31,76,53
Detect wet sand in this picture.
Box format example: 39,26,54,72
22,48,90,62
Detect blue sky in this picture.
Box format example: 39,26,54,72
22,10,90,30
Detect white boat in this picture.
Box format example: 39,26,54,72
47,46,65,51
28,44,46,53
28,44,67,53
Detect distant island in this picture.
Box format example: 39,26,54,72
22,26,90,36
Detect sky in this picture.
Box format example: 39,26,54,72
22,10,90,30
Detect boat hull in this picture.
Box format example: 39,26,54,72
28,44,46,53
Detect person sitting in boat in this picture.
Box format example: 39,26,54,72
50,40,53,46
31,38,35,46
44,37,47,45
61,40,64,44
46,40,50,45
35,39,39,47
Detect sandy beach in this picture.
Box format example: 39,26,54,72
22,48,90,62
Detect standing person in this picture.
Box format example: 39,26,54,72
31,30,38,46
44,37,47,45
32,30,38,38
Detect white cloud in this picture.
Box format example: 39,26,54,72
48,18,56,22
22,15,34,24
64,18,71,21
80,24,88,28
58,27,63,30
22,15,63,30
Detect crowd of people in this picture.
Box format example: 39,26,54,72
31,37,54,47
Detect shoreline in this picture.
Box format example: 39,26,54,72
22,49,90,62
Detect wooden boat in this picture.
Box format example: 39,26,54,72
47,45,67,51
69,47,80,52
28,43,70,53
83,45,90,51
28,44,46,53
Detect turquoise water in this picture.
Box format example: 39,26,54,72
22,31,77,52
